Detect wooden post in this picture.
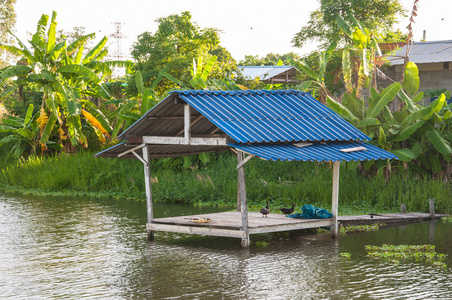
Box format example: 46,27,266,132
143,146,154,240
401,203,406,213
429,198,435,218
237,150,250,247
331,161,340,237
184,103,191,144
237,150,242,212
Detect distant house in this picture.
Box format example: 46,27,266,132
236,65,299,84
382,40,452,96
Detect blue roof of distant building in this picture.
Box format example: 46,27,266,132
386,40,452,65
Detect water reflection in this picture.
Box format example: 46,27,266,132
0,193,451,299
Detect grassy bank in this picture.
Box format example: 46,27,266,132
0,151,451,214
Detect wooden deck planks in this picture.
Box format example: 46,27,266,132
150,211,445,238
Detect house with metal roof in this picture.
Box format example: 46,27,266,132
236,66,299,84
95,90,396,247
382,40,452,98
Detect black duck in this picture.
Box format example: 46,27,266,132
260,201,270,217
280,204,296,215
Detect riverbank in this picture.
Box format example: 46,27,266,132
1,150,451,214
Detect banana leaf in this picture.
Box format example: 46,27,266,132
24,104,34,126
410,141,423,159
46,11,57,55
427,154,442,174
201,56,217,81
57,64,101,83
0,65,32,80
402,62,420,98
135,70,145,96
426,129,452,156
335,14,352,37
326,96,359,124
394,120,425,142
390,148,415,162
367,82,401,117
82,100,112,132
83,36,108,64
39,111,57,144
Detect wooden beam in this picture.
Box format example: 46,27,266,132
142,136,228,146
237,150,250,247
331,161,340,237
142,146,154,240
147,223,246,239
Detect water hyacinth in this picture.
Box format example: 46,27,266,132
365,244,447,268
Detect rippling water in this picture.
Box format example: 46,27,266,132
0,192,451,299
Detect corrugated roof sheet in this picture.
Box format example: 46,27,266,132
177,90,370,143
237,66,297,81
97,90,396,162
386,40,452,65
229,141,397,162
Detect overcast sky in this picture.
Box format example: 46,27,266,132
13,0,452,61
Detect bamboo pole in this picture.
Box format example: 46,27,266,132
143,146,154,240
331,161,340,237
237,150,250,247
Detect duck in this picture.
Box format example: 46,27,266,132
280,204,296,215
260,201,270,217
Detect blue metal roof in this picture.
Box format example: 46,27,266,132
229,141,397,162
177,90,370,143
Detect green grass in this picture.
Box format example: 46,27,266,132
0,150,451,214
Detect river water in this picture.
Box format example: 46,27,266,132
0,192,451,299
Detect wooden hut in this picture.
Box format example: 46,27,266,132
95,90,396,247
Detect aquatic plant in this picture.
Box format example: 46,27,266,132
365,244,447,268
254,241,269,248
441,216,452,223
339,223,385,235
340,252,351,258
316,228,330,234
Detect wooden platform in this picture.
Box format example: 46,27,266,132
146,211,445,240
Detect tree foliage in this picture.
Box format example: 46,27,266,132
131,11,235,93
0,0,16,67
239,52,302,66
292,0,406,49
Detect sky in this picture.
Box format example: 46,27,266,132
12,0,452,62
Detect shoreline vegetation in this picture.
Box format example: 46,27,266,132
1,150,450,216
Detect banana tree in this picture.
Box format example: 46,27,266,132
335,14,382,98
0,11,132,152
106,70,163,140
327,62,452,177
290,40,337,104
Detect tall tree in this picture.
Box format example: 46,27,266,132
239,52,302,66
131,11,234,93
0,0,16,67
292,0,406,49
